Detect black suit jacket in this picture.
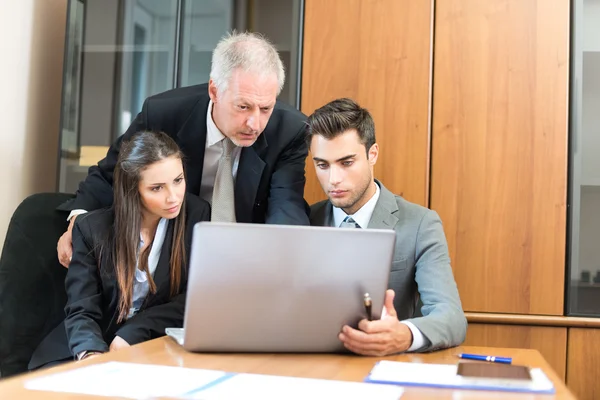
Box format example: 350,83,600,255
29,195,210,369
57,84,310,225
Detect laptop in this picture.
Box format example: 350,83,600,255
166,222,396,353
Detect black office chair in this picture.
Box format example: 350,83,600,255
0,193,74,378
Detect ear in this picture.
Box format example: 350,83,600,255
208,79,218,103
367,143,379,166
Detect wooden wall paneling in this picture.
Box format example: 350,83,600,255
465,323,567,381
567,328,600,400
301,0,433,206
430,0,570,314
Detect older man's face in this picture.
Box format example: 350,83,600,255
209,69,278,147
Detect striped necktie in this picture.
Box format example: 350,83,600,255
340,216,361,228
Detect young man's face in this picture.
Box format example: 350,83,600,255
208,69,278,147
310,129,378,215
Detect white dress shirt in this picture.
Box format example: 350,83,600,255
332,184,381,229
129,217,168,318
332,182,426,352
68,100,241,221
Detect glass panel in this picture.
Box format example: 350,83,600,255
57,0,304,192
57,0,179,193
567,0,600,316
59,0,84,162
179,0,303,107
58,0,85,194
116,0,179,135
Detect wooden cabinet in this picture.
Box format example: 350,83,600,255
465,323,567,381
430,0,570,315
301,0,434,206
567,328,600,400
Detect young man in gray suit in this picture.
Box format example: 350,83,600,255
307,98,467,356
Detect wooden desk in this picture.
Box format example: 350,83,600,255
0,337,575,399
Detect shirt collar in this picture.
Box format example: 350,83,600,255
136,217,168,282
332,182,380,228
206,99,226,147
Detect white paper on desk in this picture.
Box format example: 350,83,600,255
366,361,555,394
184,373,404,400
25,361,403,400
25,362,227,399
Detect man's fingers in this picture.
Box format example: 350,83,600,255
57,231,73,268
339,333,387,355
342,325,370,341
57,248,71,266
358,318,395,334
57,246,70,267
342,325,388,345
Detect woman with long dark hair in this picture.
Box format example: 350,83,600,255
29,131,210,368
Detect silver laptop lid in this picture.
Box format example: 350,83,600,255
182,222,395,353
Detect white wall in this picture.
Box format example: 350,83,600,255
0,1,67,246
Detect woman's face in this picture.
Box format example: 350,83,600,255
138,155,186,221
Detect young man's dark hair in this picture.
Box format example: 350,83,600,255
306,98,376,154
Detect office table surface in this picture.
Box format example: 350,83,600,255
0,337,575,399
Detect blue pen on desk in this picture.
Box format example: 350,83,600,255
459,353,512,364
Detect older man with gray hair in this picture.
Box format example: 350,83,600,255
56,32,310,267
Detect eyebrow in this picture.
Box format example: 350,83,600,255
236,99,275,108
312,154,357,163
147,173,184,186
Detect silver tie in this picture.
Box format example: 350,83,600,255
340,216,361,228
211,138,236,222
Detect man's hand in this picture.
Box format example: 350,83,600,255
109,336,130,352
339,289,413,356
57,215,77,268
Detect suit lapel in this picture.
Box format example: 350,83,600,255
177,98,209,196
310,200,335,227
235,134,267,223
367,180,399,229
101,254,121,334
322,202,335,227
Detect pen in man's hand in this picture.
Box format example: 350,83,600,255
364,293,372,321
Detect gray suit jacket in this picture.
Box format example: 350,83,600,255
310,180,467,352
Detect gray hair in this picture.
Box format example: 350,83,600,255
210,31,285,94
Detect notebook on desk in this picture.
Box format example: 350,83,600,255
364,360,555,395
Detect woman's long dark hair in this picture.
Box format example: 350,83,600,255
109,131,187,323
